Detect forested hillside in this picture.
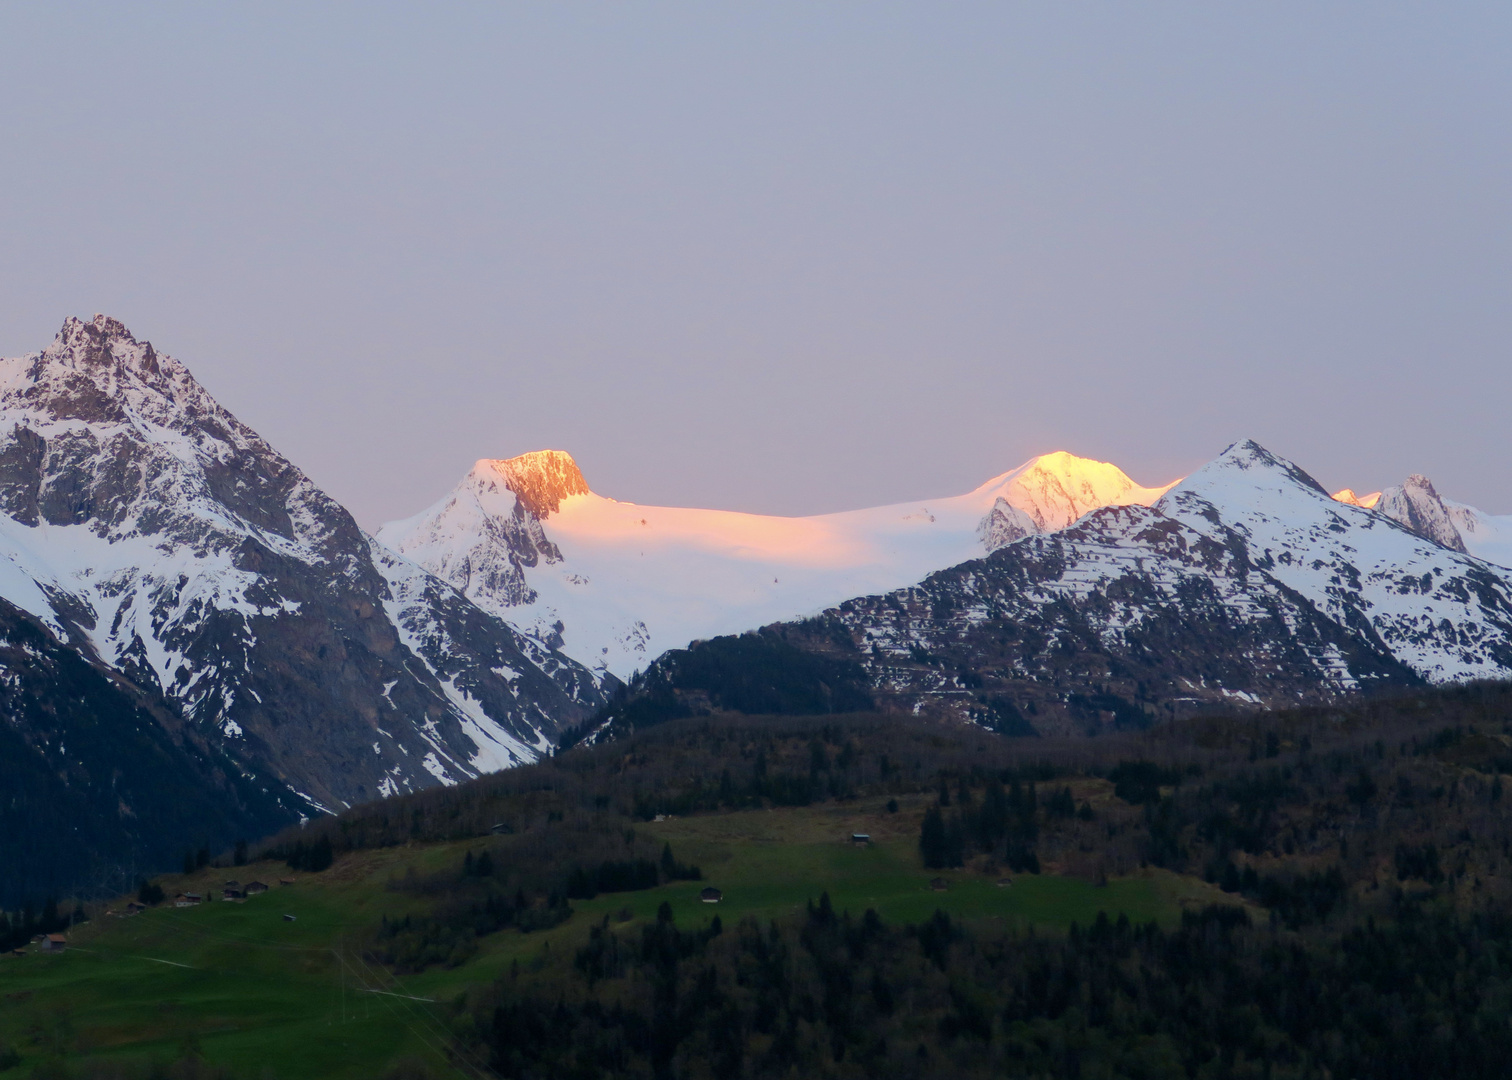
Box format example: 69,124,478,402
8,680,1512,1077
261,680,1512,1078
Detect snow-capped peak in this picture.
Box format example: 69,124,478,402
967,450,1178,533
0,316,609,809
1153,441,1512,683
1331,488,1381,509
1376,474,1468,554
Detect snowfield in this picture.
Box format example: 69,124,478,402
379,451,1178,678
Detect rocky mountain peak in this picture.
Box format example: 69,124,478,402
6,315,233,441
1162,440,1332,511
490,450,590,519
1376,474,1468,554
0,317,612,811
0,314,352,555
40,314,174,387
976,496,1038,553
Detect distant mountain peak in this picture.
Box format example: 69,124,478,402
43,315,171,384
484,450,590,519
1331,488,1381,509
60,312,134,345
1377,474,1468,554
973,450,1178,533
1215,439,1331,493
976,497,1037,553
1163,440,1333,508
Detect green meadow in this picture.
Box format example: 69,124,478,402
0,798,1237,1079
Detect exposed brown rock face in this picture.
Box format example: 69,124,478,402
496,450,591,519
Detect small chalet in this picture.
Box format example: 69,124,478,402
125,901,146,915
489,823,514,835
222,887,246,901
851,833,871,845
244,881,269,895
42,934,66,952
174,893,202,907
930,877,949,892
700,887,723,904
278,878,296,886
996,877,1014,888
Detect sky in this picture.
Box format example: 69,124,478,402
1,3,1509,529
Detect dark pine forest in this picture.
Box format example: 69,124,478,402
223,677,1512,1080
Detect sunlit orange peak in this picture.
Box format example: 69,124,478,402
1331,488,1381,509
484,449,590,519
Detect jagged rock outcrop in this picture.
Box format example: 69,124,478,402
498,450,591,518
0,316,613,812
1376,474,1469,553
976,497,1038,553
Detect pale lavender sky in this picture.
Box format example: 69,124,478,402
2,3,1509,528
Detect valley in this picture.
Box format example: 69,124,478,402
0,802,1212,1079
7,683,1512,1077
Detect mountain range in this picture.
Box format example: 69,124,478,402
376,450,1177,678
379,439,1512,692
0,317,615,902
1,315,1510,901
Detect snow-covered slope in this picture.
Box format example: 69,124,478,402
378,450,1178,677
1161,443,1512,682
0,316,611,810
1444,500,1512,570
1332,475,1511,570
766,440,1512,733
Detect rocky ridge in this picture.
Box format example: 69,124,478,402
764,442,1512,734
1374,474,1469,553
0,316,613,811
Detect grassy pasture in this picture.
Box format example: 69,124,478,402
0,801,1233,1079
